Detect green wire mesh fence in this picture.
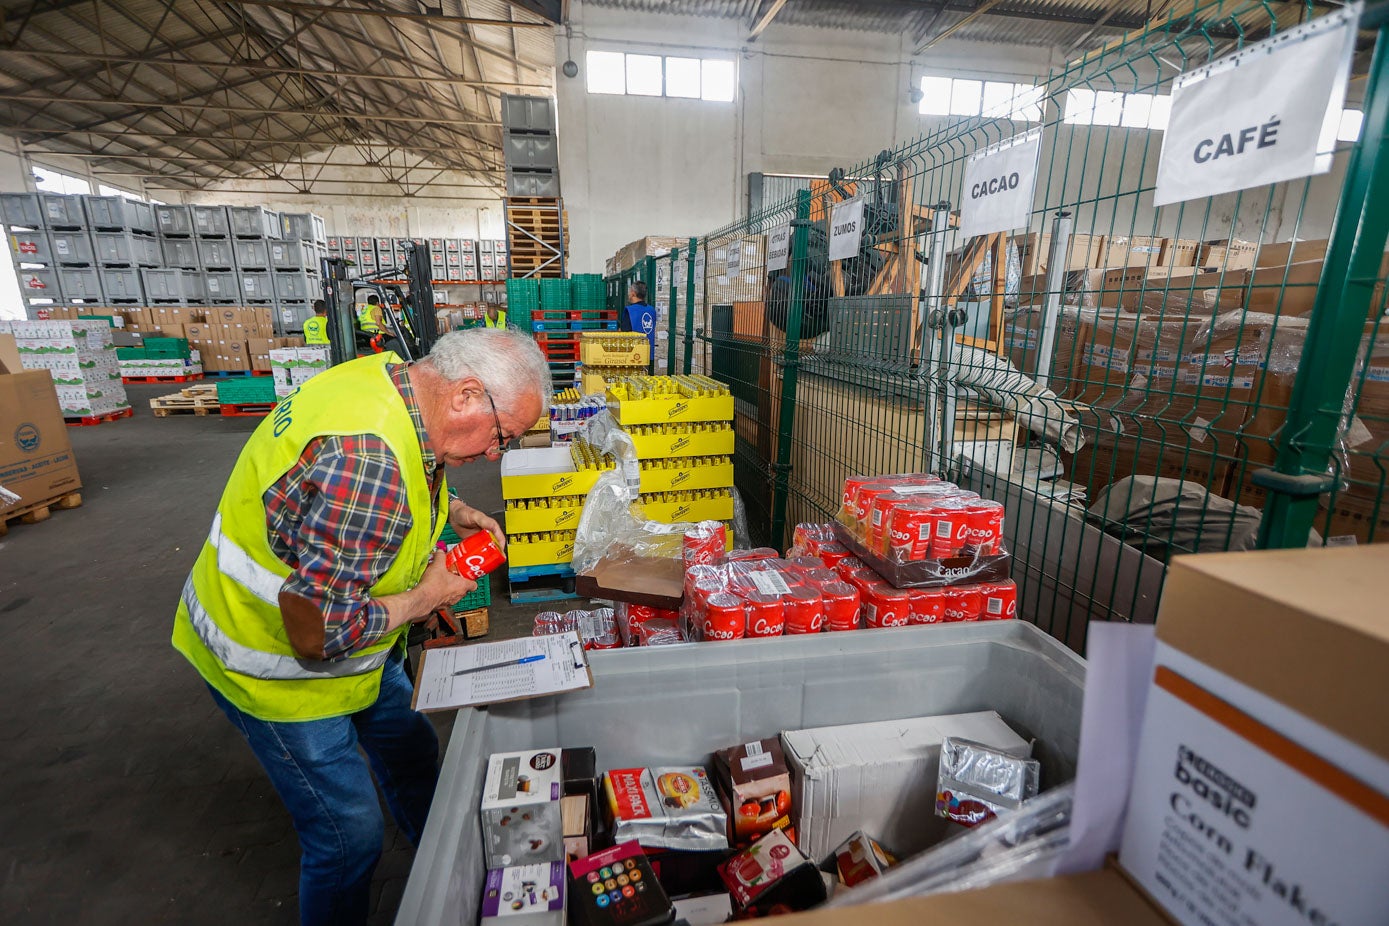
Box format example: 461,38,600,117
666,0,1389,653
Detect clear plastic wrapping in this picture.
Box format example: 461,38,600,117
532,607,620,650
821,783,1075,910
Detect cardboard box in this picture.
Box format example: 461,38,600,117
247,337,275,373
718,828,825,917
781,711,1028,859
1119,546,1389,926
0,369,82,515
221,339,251,370
480,749,565,869
713,738,795,847
1199,238,1260,270
1255,237,1329,269
1162,239,1201,268
1101,235,1167,270
478,863,565,926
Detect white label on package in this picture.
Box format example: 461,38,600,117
1154,4,1360,207
1119,645,1389,926
748,569,792,597
741,753,774,772
766,224,791,272
959,127,1042,239
828,197,865,261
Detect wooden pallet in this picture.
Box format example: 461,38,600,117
150,383,221,417
0,491,82,537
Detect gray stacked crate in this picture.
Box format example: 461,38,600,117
428,238,447,282
501,93,560,198
3,193,64,311
443,238,465,282
183,205,239,305
274,214,325,332
459,238,478,281
356,236,378,276
154,204,197,305
374,236,394,275
37,194,108,306
88,196,159,306
230,205,280,240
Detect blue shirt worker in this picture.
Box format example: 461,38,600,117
621,281,657,371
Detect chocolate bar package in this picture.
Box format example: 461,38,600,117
603,767,729,852
713,738,795,847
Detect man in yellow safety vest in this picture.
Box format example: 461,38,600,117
484,302,508,329
171,327,549,926
357,293,385,335
303,300,330,345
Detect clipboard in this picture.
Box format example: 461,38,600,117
410,631,594,713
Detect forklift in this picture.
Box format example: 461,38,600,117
319,240,441,367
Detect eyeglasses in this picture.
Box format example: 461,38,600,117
485,390,508,458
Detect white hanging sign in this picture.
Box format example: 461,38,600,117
827,197,865,261
766,224,792,271
726,242,742,272
959,128,1043,239
1153,3,1360,207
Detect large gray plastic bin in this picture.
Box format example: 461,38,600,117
396,622,1086,926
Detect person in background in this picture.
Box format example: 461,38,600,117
303,300,330,345
357,294,385,336
621,281,657,371
171,328,550,926
484,302,508,329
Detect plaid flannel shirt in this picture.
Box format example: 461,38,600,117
263,363,443,660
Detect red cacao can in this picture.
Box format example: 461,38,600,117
885,503,936,562
626,603,658,626
445,530,506,580
928,499,975,560
803,567,840,587
964,500,1005,555
834,556,865,580
861,583,912,628
841,475,876,520
691,576,726,608
783,586,825,634
702,592,746,641
787,556,823,573
908,587,949,625
979,580,1018,620
817,542,850,569
853,483,898,538
683,523,727,566
942,584,985,622
817,581,858,631
745,591,787,638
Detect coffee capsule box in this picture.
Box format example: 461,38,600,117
480,749,566,869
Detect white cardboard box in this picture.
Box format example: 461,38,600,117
1118,547,1389,926
781,710,1029,859
479,749,565,870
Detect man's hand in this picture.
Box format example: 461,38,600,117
449,499,507,551
380,552,476,632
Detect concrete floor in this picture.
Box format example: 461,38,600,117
0,382,551,925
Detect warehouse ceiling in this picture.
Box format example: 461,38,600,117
0,0,561,196
585,0,1330,54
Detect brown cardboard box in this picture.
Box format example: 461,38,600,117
247,337,275,373
1033,232,1105,272
206,306,242,327
277,336,305,348
183,322,213,341
221,339,251,370
1254,237,1329,268
1121,547,1389,926
0,333,21,374
1198,238,1259,270
0,370,82,516
1161,239,1201,267
1100,236,1166,270
1063,313,1145,404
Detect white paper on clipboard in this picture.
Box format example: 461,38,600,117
411,631,593,712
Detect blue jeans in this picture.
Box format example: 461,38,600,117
208,655,440,926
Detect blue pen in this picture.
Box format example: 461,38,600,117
452,653,545,677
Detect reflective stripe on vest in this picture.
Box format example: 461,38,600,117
207,511,281,605
180,576,390,681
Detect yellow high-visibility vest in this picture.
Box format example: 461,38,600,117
302,316,329,344
357,304,382,333
171,354,447,721
484,310,508,329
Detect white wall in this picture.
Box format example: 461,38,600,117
559,2,1058,272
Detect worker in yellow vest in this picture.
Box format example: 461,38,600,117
357,293,384,335
484,302,508,329
302,299,330,345
172,328,549,926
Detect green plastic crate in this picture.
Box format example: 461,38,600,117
538,277,572,312
438,522,494,611
571,274,606,311
505,278,540,314
216,377,277,405
116,347,147,360
143,337,191,359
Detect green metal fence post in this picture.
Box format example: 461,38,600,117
668,251,678,373
683,237,698,375
769,190,812,550
1257,14,1389,548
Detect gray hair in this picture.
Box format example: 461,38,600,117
423,327,551,414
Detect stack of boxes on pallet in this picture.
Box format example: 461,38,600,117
608,375,736,543
500,93,561,281
0,319,130,419
118,336,203,381
1002,233,1385,540
1,192,325,319
269,347,330,400
607,236,703,375
501,443,615,597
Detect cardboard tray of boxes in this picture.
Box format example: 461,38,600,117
0,333,82,530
